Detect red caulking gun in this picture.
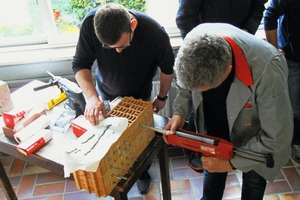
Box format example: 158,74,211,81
140,124,274,168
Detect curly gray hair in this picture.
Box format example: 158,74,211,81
174,33,231,90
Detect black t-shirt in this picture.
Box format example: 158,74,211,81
203,68,234,141
72,7,174,101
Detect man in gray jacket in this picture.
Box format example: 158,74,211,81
175,0,268,172
166,23,293,200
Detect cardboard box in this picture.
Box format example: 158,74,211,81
71,115,90,137
2,107,46,139
2,126,16,139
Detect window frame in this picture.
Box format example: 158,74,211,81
0,0,181,66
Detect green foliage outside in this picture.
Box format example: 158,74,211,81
69,0,145,23
0,0,146,37
0,0,42,37
53,0,146,32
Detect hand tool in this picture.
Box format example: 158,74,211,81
140,124,274,168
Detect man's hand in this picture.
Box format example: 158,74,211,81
152,96,166,112
201,157,234,173
279,49,286,56
163,115,186,143
75,69,107,126
84,96,108,126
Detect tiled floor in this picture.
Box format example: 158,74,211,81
1,145,300,200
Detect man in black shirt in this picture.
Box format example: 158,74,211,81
72,3,174,194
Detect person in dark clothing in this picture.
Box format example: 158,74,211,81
175,0,268,172
72,3,174,194
176,0,268,38
264,0,300,163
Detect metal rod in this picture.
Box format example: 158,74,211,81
175,131,216,145
140,123,216,145
111,174,128,180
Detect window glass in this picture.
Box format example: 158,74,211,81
146,0,178,31
0,0,46,47
0,0,44,37
0,0,178,48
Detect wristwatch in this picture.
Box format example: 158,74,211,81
156,95,168,101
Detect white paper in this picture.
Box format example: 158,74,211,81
63,117,128,177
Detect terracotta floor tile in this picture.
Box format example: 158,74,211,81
225,174,240,187
170,179,191,192
280,192,300,199
24,197,48,200
65,179,78,192
144,182,160,200
282,167,300,191
3,165,9,174
0,156,13,167
48,194,64,200
274,169,285,180
23,163,50,175
265,180,292,194
63,191,98,200
223,185,242,199
172,167,202,180
8,158,25,177
171,191,195,200
17,174,36,198
189,177,203,199
263,194,280,200
33,182,65,196
190,169,203,177
8,176,21,187
36,172,65,184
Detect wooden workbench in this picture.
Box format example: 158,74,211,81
0,81,171,200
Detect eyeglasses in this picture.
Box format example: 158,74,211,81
102,31,133,50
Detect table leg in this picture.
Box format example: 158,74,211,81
159,142,171,200
0,161,18,200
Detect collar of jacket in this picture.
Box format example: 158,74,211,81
222,36,254,86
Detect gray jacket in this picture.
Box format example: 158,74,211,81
173,23,293,181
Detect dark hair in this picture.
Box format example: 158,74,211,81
94,3,132,45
